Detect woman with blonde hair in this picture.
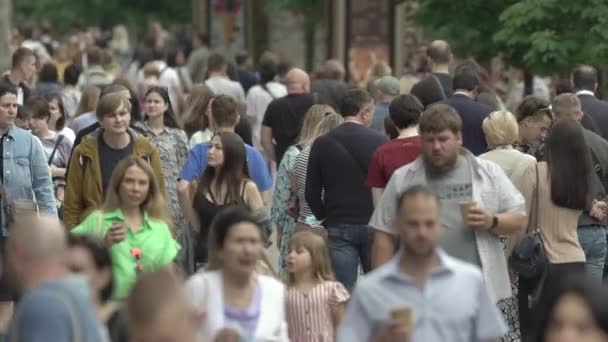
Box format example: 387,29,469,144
478,110,536,341
72,156,179,300
182,84,215,146
73,85,101,118
271,104,338,274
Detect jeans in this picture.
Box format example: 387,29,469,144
577,224,607,283
326,224,373,292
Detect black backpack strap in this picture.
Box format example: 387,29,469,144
47,135,65,166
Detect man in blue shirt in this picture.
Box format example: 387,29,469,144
178,95,272,230
338,185,506,342
5,214,102,342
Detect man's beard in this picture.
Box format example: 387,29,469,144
402,241,435,259
424,151,459,176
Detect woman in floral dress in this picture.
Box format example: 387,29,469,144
270,105,336,275
138,86,192,273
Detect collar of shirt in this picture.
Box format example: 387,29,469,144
3,124,16,141
103,208,153,231
576,90,595,97
380,249,455,285
141,121,169,135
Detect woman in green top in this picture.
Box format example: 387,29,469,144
72,156,180,299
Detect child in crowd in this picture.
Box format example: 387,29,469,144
285,231,349,342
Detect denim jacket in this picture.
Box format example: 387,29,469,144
1,125,56,235
369,149,526,300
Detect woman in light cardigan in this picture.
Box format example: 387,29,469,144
186,207,288,341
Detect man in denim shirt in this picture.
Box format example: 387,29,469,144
0,83,57,328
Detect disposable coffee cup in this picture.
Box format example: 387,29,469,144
391,307,412,332
459,201,477,222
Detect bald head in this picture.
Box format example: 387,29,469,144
552,93,582,121
323,59,345,80
8,213,67,260
427,40,451,65
573,65,598,92
285,68,310,94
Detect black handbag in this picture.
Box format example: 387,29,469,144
510,164,547,279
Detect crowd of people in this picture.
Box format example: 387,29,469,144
0,22,608,342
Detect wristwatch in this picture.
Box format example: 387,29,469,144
490,215,498,232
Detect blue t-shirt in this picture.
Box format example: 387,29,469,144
180,142,273,191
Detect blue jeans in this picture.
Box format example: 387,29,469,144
577,224,607,283
326,224,373,292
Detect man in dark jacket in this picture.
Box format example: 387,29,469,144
441,65,491,156
573,65,608,140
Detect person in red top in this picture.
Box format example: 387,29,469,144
367,94,423,205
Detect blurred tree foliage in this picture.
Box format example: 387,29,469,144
415,0,517,64
495,0,608,75
14,0,191,32
264,0,325,27
415,0,608,75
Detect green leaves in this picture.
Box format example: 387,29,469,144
14,0,191,32
416,0,608,75
264,0,325,28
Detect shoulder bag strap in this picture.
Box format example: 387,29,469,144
261,83,276,99
430,74,447,100
48,134,65,166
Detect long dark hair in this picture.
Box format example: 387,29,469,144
535,277,608,341
144,86,180,129
45,92,66,131
545,119,591,209
195,132,249,205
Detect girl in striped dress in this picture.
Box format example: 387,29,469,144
285,232,349,342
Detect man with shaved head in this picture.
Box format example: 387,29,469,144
311,59,349,111
261,67,314,165
4,214,102,341
573,64,608,139
410,40,454,108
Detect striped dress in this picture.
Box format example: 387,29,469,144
285,281,349,342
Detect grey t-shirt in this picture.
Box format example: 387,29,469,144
427,158,481,266
39,133,73,167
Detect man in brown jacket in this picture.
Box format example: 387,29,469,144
64,92,165,229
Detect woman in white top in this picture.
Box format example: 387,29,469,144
46,93,76,143
246,56,287,151
186,207,288,342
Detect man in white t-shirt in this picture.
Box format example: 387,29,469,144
204,53,246,104
246,55,287,151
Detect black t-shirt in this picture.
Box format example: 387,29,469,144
262,93,314,164
99,135,133,194
410,73,453,108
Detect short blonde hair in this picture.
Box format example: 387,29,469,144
482,110,519,147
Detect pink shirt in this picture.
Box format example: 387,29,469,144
285,281,349,342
